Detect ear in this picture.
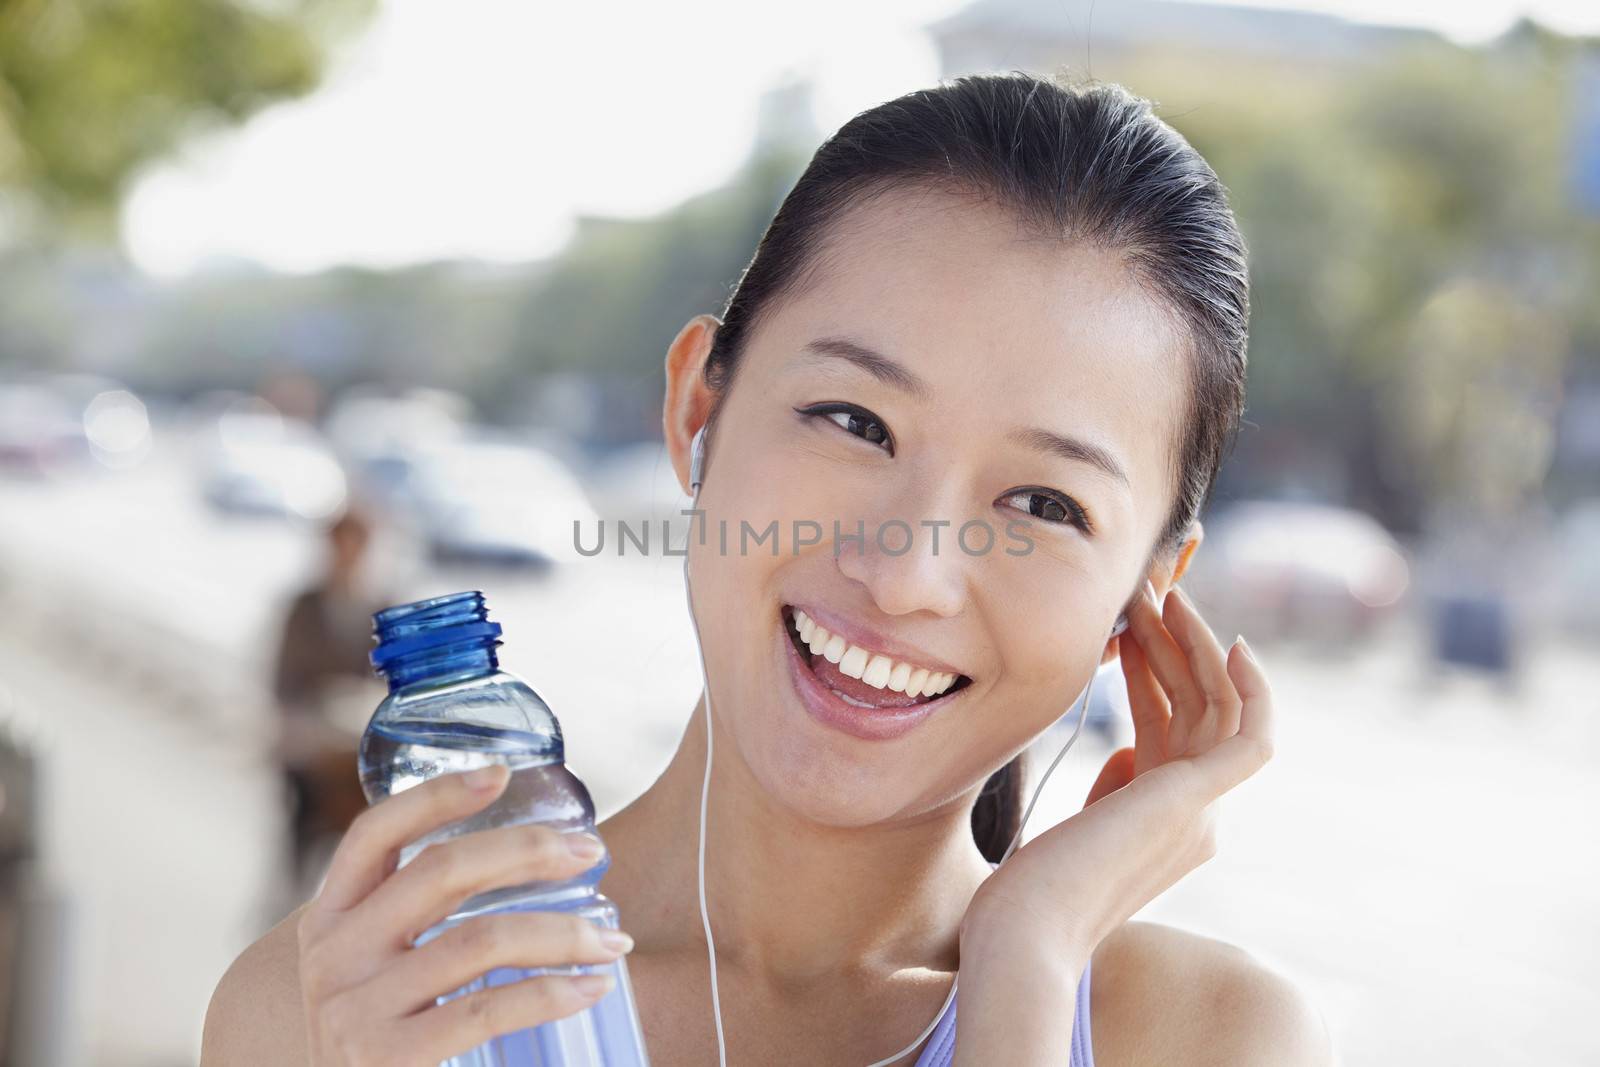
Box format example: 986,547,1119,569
1101,519,1206,667
663,314,721,496
1169,519,1205,586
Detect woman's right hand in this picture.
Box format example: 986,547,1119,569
960,578,1276,965
296,764,634,1066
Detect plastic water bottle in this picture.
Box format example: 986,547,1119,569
358,591,651,1067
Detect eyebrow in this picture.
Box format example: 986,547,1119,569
801,336,933,403
1007,426,1130,488
802,334,1130,488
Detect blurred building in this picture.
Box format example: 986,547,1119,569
929,0,1444,77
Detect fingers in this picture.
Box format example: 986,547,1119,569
358,911,633,1017
1124,581,1204,716
357,823,607,950
295,764,633,1066
1116,627,1170,776
1124,581,1205,751
1192,639,1276,796
316,765,512,915
390,971,618,1066
1160,586,1243,753
1231,638,1274,745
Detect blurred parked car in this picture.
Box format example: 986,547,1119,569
324,387,469,516
198,404,348,522
581,440,692,520
401,438,600,570
1555,498,1600,635
1186,499,1411,645
0,374,153,477
0,384,87,476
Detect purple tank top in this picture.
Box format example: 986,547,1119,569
909,955,1094,1067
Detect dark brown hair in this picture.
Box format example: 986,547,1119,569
697,72,1249,862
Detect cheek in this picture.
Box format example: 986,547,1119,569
974,579,1110,729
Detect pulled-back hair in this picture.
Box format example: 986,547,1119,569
698,72,1249,862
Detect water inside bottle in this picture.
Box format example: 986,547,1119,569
359,718,649,1066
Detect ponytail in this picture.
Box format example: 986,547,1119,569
970,752,1026,864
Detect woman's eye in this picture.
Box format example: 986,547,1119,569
1001,488,1093,534
794,403,894,455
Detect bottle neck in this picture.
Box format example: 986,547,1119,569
382,639,499,692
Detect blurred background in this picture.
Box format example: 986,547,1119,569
1,0,1597,1064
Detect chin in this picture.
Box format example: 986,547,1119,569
704,603,980,831
739,735,921,829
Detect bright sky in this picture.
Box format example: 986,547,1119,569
121,0,1600,279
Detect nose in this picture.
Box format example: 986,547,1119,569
832,496,970,620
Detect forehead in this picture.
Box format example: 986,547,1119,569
760,184,1190,514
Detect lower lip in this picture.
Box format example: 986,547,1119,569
779,617,962,742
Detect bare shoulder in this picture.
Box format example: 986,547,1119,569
200,902,312,1067
1088,920,1333,1067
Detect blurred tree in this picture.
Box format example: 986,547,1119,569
1389,278,1566,520
129,259,539,398
0,0,375,240
1123,25,1600,534
490,145,811,440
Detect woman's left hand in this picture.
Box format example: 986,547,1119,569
958,578,1276,970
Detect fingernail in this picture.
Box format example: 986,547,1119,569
1236,634,1256,662
571,973,615,999
597,929,634,954
1143,579,1157,603
464,765,506,790
565,832,605,860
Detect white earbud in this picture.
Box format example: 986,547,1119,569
689,425,707,493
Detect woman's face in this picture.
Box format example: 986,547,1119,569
676,185,1191,830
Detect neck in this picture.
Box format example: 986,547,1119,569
603,694,994,987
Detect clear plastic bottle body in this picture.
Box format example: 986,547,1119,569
358,593,650,1067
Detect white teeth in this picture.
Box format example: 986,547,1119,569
838,645,869,679
862,654,893,688
887,661,912,693
786,608,962,695
801,611,828,655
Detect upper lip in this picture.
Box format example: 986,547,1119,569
785,601,970,678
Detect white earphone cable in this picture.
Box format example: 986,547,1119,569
1003,661,1098,867
686,546,730,1067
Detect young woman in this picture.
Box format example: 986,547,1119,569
203,73,1332,1065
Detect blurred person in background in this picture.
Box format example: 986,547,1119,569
272,506,390,899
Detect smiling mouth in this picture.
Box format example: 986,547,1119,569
782,605,973,710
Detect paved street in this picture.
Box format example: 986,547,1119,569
0,449,1595,1066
